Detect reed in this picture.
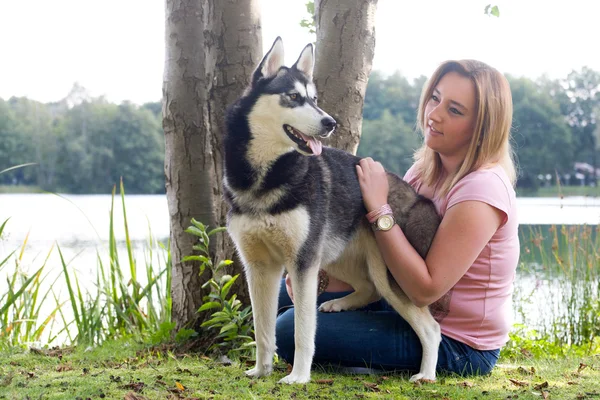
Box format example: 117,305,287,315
0,180,172,348
517,224,600,348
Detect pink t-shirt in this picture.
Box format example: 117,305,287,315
403,164,519,350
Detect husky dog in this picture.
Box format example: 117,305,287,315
223,37,442,384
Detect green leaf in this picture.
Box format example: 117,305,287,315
207,227,227,237
219,322,238,335
198,301,222,312
185,226,205,238
491,5,500,17
221,275,239,299
182,255,210,263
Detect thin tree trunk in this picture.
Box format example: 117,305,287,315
208,0,261,307
314,0,378,154
163,0,218,329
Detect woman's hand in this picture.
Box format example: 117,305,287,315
356,157,390,212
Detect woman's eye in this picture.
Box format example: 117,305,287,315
431,95,439,102
450,107,463,115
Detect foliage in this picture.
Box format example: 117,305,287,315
184,219,255,358
357,109,421,176
299,1,315,35
0,88,164,194
484,4,500,17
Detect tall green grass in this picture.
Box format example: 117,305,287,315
515,224,600,350
0,180,172,348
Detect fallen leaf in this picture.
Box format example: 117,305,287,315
286,364,293,374
315,379,334,385
363,382,380,392
175,381,185,391
541,391,549,399
459,381,474,387
509,378,529,387
123,392,148,400
534,381,549,390
56,364,73,372
578,363,588,373
567,381,578,385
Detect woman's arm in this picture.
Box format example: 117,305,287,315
356,157,504,307
373,200,503,307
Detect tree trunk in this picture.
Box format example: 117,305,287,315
208,0,261,307
163,0,218,329
314,0,378,154
163,0,260,329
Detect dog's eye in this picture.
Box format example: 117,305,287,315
289,93,298,100
313,96,318,104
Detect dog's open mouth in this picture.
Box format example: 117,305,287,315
283,124,323,156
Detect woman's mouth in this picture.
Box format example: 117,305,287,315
429,124,442,135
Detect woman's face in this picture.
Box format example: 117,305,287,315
423,71,477,162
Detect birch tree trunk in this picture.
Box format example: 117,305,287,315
163,0,218,329
208,0,261,306
163,0,260,329
314,0,378,154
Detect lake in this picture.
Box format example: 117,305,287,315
1,193,599,345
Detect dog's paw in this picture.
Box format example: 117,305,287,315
409,372,436,383
318,299,345,312
245,365,272,378
278,373,311,384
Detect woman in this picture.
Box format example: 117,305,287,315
276,59,519,376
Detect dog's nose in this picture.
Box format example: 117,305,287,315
321,117,337,131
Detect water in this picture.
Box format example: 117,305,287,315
1,193,599,345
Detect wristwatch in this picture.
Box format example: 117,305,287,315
372,213,396,231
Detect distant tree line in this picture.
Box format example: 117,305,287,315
1,68,599,194
0,84,164,194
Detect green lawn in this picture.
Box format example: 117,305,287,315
1,340,598,399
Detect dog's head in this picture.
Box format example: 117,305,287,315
245,37,336,156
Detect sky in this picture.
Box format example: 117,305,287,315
0,0,599,105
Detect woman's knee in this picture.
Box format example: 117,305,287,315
275,309,295,362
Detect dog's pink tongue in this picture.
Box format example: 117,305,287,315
307,137,322,156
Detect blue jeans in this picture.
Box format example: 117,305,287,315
275,280,499,376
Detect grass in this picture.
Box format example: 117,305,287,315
0,339,599,399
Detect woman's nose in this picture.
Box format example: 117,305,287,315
427,106,442,122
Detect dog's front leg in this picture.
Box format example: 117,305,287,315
245,265,284,379
279,266,320,384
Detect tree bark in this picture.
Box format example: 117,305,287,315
163,0,260,329
163,0,218,329
208,0,261,307
314,0,378,154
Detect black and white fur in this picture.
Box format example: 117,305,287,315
223,37,442,384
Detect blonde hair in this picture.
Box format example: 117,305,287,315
413,60,516,196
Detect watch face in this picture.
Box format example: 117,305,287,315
377,215,394,230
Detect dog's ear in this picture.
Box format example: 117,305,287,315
292,43,314,80
252,37,284,86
